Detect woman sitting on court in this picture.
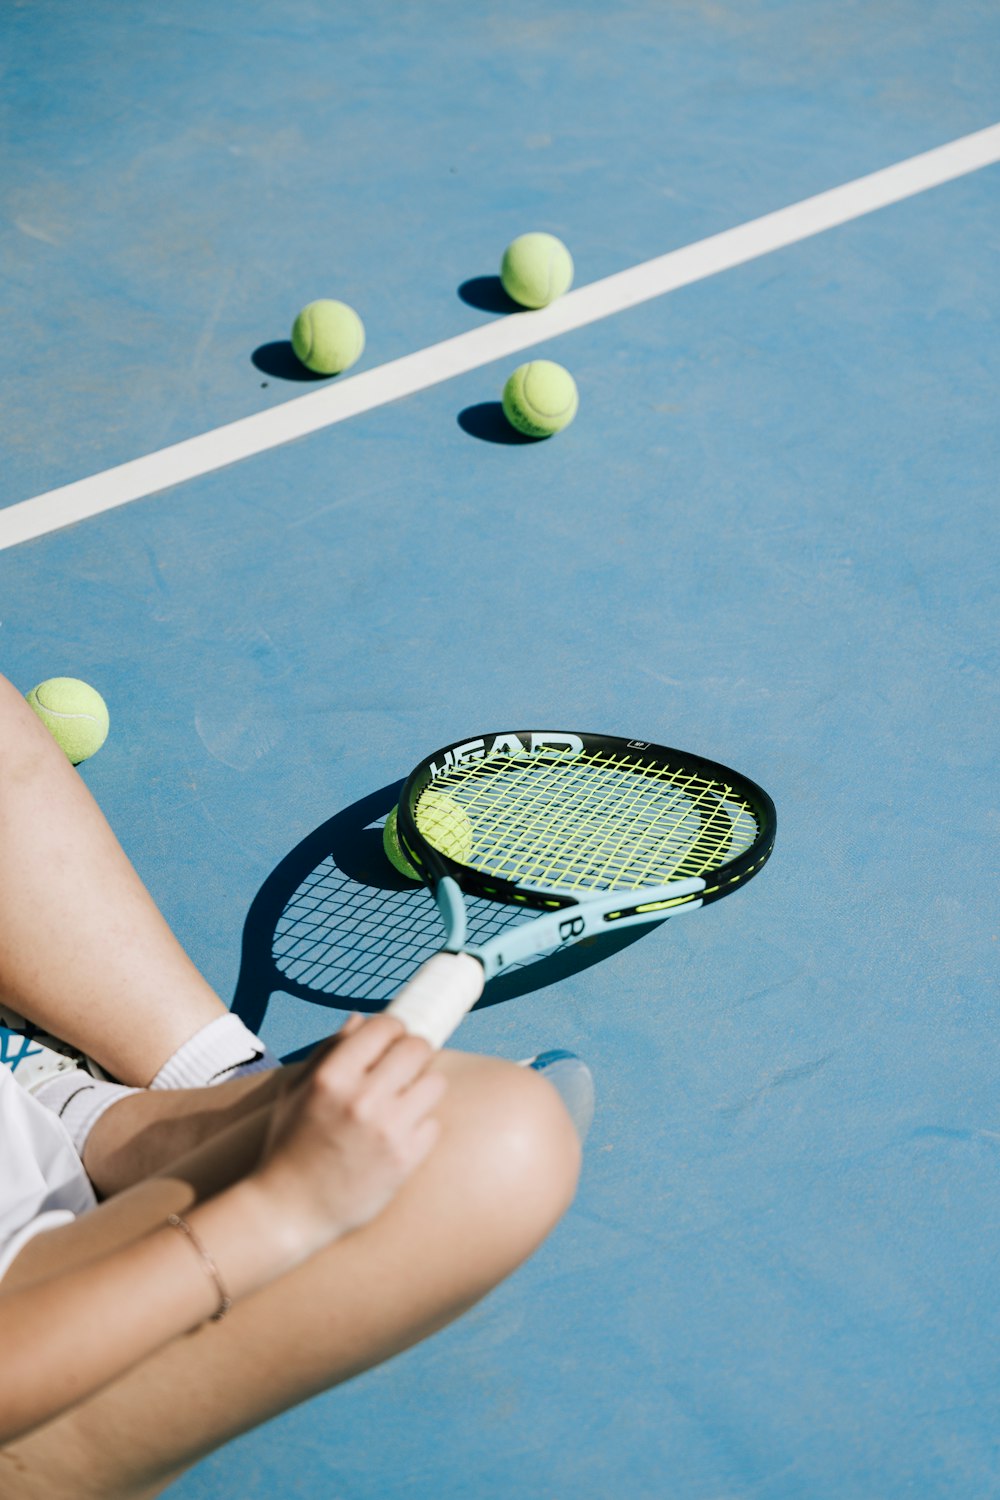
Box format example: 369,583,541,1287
0,670,588,1500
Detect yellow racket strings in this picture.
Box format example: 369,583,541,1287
414,748,760,892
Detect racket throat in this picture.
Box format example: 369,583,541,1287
435,876,469,952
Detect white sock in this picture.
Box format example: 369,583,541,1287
150,1014,279,1090
32,1072,140,1157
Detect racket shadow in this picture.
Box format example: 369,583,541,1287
230,780,651,1038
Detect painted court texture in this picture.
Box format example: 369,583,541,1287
1,4,997,1496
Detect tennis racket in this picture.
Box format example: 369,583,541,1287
228,784,604,1043
385,729,777,1048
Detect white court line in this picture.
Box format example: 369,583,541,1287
3,121,999,553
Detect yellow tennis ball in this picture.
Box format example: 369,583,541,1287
500,232,574,308
26,677,109,764
502,360,579,438
383,805,420,880
291,299,365,375
415,790,474,864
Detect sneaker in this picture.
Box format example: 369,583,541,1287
520,1049,595,1144
0,1003,107,1093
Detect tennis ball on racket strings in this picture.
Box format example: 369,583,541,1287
383,794,474,875
502,360,579,438
500,232,574,308
383,805,421,881
291,299,365,375
25,677,109,764
416,790,475,864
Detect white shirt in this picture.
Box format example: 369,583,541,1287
0,1063,97,1282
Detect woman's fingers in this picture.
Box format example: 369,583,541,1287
317,1015,437,1099
329,1012,410,1073
392,1068,448,1132
359,1033,440,1105
404,1113,443,1173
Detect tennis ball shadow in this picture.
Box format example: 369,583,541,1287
458,402,540,445
458,276,521,314
251,341,330,382
230,779,652,1039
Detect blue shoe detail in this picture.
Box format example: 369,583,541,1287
522,1050,595,1144
0,1028,46,1074
527,1048,581,1070
0,1007,102,1090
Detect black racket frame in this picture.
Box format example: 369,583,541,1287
396,730,776,914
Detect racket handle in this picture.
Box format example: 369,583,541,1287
385,953,485,1050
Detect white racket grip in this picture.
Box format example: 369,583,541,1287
385,952,486,1049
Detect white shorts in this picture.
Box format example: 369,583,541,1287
0,1063,97,1283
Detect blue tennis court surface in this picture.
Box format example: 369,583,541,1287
2,3,998,1495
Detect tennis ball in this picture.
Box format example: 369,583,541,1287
383,805,421,881
416,791,474,864
25,677,109,765
291,299,365,375
500,232,574,309
502,360,579,438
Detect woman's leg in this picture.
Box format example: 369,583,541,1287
76,1052,307,1200
0,1051,582,1500
0,673,230,1085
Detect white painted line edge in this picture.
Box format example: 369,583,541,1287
3,121,998,553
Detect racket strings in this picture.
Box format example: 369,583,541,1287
426,754,670,884
480,758,630,886
415,749,759,891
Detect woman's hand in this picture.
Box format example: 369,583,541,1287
251,1014,446,1258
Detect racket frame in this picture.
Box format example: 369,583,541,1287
396,729,776,917
431,871,708,981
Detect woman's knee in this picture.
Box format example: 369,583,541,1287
0,672,35,728
0,672,63,773
0,672,28,742
435,1052,583,1236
